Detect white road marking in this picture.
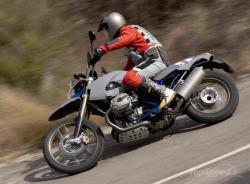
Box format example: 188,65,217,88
153,143,250,184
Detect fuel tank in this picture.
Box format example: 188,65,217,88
88,71,126,101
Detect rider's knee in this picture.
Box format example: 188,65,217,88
123,70,143,90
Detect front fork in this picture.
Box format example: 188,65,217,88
74,93,89,137
74,77,93,137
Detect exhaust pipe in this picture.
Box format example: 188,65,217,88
105,109,151,133
176,67,206,100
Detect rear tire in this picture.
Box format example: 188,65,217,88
186,71,239,124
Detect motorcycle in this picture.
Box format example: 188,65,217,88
43,31,239,174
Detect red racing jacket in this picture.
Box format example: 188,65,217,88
99,25,154,71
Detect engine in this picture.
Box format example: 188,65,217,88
110,93,143,124
109,93,149,143
109,93,170,143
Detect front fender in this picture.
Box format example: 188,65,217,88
48,97,81,121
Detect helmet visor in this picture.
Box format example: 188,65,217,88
98,18,109,32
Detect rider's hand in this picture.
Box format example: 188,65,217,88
91,48,103,65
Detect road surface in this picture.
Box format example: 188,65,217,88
1,75,250,184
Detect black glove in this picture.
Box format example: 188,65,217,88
91,48,103,65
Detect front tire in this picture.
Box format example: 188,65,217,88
43,120,104,174
186,71,239,124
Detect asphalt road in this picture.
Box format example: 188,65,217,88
1,75,250,184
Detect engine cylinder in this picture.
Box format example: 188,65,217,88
110,93,132,114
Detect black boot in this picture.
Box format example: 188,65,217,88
138,78,176,106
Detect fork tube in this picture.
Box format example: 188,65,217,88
74,93,88,137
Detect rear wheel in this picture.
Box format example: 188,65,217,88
186,71,239,124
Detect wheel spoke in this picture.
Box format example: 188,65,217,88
52,149,61,157
63,126,70,133
62,159,70,166
75,154,87,162
73,157,82,165
56,130,63,140
87,143,97,154
55,153,64,162
87,142,97,147
85,147,92,156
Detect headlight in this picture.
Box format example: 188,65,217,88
68,79,84,99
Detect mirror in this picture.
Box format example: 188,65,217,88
88,31,96,43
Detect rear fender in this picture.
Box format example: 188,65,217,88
197,60,234,73
48,97,81,121
178,53,234,73
154,53,234,82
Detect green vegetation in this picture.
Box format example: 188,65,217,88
0,0,249,101
0,1,77,95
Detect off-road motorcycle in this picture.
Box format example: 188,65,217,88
43,31,239,174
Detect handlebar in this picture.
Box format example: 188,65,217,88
85,31,98,79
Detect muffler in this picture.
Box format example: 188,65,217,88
176,67,206,100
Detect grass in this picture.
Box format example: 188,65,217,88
0,85,51,161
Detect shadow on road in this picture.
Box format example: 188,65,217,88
22,158,67,182
223,170,250,184
101,116,208,160
22,116,208,182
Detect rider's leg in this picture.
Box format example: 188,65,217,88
122,61,175,106
138,78,176,105
136,61,175,105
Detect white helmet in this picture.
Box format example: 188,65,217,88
98,12,126,40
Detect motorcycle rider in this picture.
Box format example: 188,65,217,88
92,12,176,107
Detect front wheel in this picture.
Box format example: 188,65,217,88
43,120,104,174
186,71,239,124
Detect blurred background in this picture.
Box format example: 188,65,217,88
0,0,249,161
